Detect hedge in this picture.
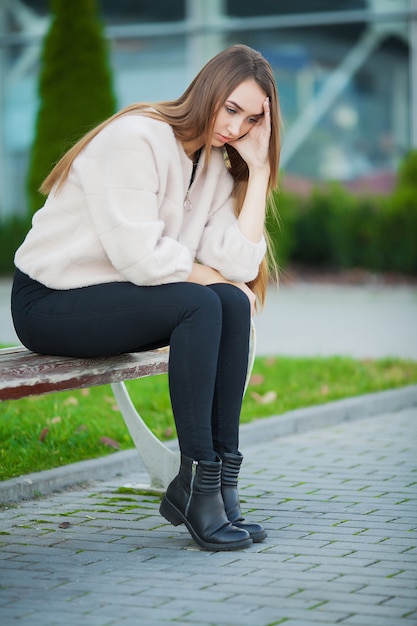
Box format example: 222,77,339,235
1,151,416,278
27,0,116,214
270,149,417,275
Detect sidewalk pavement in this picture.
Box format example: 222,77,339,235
1,393,416,626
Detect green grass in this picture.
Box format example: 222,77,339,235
1,354,417,481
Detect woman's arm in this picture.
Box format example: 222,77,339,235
187,98,272,313
186,262,224,285
237,169,269,243
186,262,256,314
229,97,271,244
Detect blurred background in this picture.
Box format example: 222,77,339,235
0,0,416,221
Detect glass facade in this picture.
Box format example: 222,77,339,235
0,0,414,217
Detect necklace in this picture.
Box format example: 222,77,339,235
184,149,202,211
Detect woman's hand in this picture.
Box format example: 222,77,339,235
228,97,271,173
187,263,256,315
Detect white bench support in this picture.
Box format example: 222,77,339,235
111,381,180,491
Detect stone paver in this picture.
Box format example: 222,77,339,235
1,406,416,626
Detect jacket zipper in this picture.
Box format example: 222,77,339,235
183,149,202,211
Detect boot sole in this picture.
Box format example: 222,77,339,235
159,496,253,551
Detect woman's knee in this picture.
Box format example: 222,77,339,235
208,283,251,317
173,282,224,323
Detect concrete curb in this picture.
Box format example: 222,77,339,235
239,383,417,446
1,384,416,503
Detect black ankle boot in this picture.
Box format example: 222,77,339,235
159,454,252,551
220,451,267,543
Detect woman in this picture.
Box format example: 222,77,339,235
11,44,281,551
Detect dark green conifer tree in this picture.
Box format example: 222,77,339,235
27,0,116,213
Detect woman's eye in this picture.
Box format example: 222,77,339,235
248,117,258,124
226,107,236,114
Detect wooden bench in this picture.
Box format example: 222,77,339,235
0,324,255,491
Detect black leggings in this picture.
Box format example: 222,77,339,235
11,270,251,460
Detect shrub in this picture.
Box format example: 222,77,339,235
27,0,116,214
267,150,417,276
325,188,382,271
396,149,417,190
378,188,417,273
267,189,298,270
289,187,337,267
0,216,31,275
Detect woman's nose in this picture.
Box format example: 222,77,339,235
227,118,242,138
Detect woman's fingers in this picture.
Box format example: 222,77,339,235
229,97,271,170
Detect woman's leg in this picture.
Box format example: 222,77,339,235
11,270,222,460
206,284,266,543
207,283,251,456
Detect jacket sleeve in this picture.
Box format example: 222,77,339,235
76,122,193,286
197,197,267,283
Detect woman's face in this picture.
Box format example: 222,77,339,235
211,79,267,147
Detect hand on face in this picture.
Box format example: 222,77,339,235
213,79,271,173
228,97,271,173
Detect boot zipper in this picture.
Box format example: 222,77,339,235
185,460,198,517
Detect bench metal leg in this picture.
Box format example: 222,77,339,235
111,320,256,492
111,381,180,491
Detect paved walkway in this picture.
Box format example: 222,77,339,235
1,404,416,626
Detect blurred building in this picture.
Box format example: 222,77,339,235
0,0,416,218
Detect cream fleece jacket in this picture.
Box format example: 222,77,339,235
15,115,266,289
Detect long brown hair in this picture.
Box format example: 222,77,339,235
41,44,282,306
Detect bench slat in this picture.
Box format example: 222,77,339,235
0,348,169,401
